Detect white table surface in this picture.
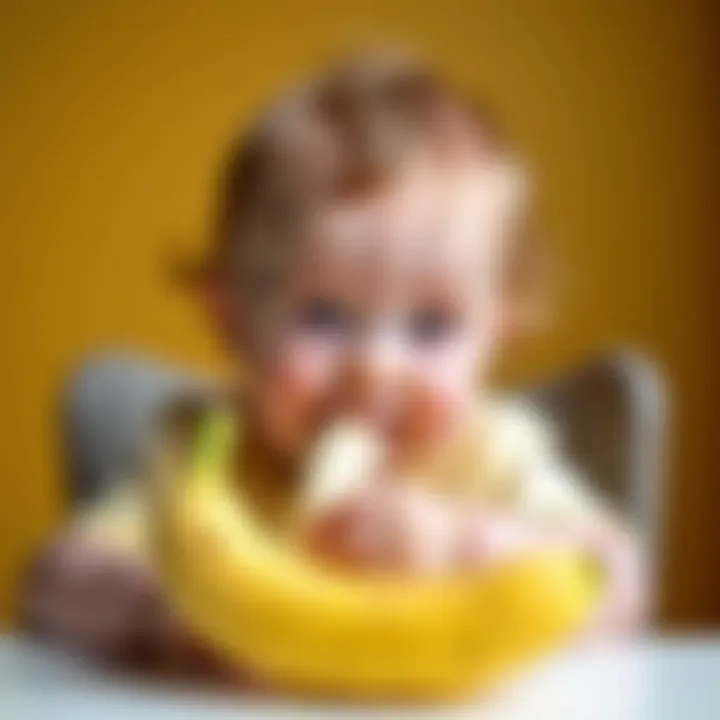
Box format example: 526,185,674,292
1,636,719,719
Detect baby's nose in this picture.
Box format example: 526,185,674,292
342,331,409,425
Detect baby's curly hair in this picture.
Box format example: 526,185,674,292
188,49,547,336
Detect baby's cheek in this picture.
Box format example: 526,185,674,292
403,346,479,447
257,337,344,452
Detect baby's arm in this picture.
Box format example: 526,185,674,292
459,506,647,635
304,481,647,637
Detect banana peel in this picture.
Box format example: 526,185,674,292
152,412,600,701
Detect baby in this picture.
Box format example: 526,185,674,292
23,51,645,677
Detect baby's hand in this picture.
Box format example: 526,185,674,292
302,483,462,575
22,528,216,674
303,488,556,576
573,523,648,639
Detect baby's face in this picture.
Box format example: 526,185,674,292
245,160,516,461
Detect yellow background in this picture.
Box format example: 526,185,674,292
0,1,714,625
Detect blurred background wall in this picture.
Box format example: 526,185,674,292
0,0,714,626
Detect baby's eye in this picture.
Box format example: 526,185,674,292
407,307,456,344
296,297,354,335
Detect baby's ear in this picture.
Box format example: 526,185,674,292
497,293,550,344
165,244,251,364
203,270,248,355
203,270,230,332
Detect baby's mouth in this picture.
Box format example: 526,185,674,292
344,404,404,441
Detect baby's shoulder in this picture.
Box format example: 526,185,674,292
475,396,608,521
477,395,557,469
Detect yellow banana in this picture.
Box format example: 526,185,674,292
153,412,600,701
